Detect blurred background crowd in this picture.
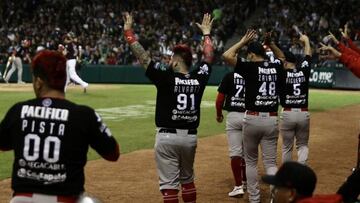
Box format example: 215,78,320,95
0,0,359,66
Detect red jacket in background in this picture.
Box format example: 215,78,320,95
338,43,360,78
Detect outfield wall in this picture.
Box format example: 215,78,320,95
1,64,360,89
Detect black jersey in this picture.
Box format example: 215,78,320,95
145,61,212,129
217,72,246,112
65,42,77,60
13,45,26,58
280,55,311,108
0,98,118,196
235,57,284,112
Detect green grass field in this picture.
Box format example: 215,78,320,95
1,85,360,180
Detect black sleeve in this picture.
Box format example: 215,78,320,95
234,56,250,76
145,60,172,86
0,105,17,150
218,73,231,94
87,109,119,157
191,61,212,84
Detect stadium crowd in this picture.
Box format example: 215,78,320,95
255,0,360,57
1,0,359,66
0,0,256,65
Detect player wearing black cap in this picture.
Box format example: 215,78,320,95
0,50,120,203
262,161,317,203
223,29,284,203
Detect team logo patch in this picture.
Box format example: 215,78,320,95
264,61,269,67
198,64,209,75
42,98,52,107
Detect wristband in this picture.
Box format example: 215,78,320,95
124,29,137,44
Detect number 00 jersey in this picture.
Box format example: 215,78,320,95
217,72,246,112
0,98,118,196
279,55,311,108
235,58,284,112
146,61,212,129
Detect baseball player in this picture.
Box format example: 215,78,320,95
3,41,28,84
267,34,312,164
223,29,284,203
0,50,120,203
216,71,247,197
64,32,89,92
124,12,214,203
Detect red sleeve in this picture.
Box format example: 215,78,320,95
338,43,360,57
339,51,360,78
347,38,360,54
215,92,225,117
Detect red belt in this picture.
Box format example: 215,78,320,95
14,193,78,203
283,107,308,112
246,111,277,116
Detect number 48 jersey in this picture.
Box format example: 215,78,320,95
235,57,284,112
279,55,311,108
146,61,212,129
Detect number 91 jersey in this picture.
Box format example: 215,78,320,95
146,61,212,129
279,55,311,108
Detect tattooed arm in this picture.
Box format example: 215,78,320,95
196,13,214,64
123,12,151,69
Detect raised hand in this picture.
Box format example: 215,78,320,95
340,23,350,39
299,34,309,43
196,13,214,35
123,12,133,30
327,31,339,44
239,29,257,45
319,42,341,58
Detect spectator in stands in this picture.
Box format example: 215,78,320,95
0,0,257,65
319,26,360,78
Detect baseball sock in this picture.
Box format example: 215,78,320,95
181,182,196,203
161,189,179,203
231,156,243,186
240,157,247,182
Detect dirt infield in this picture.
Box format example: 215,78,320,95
0,104,359,202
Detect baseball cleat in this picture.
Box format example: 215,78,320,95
17,81,25,84
228,185,245,197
